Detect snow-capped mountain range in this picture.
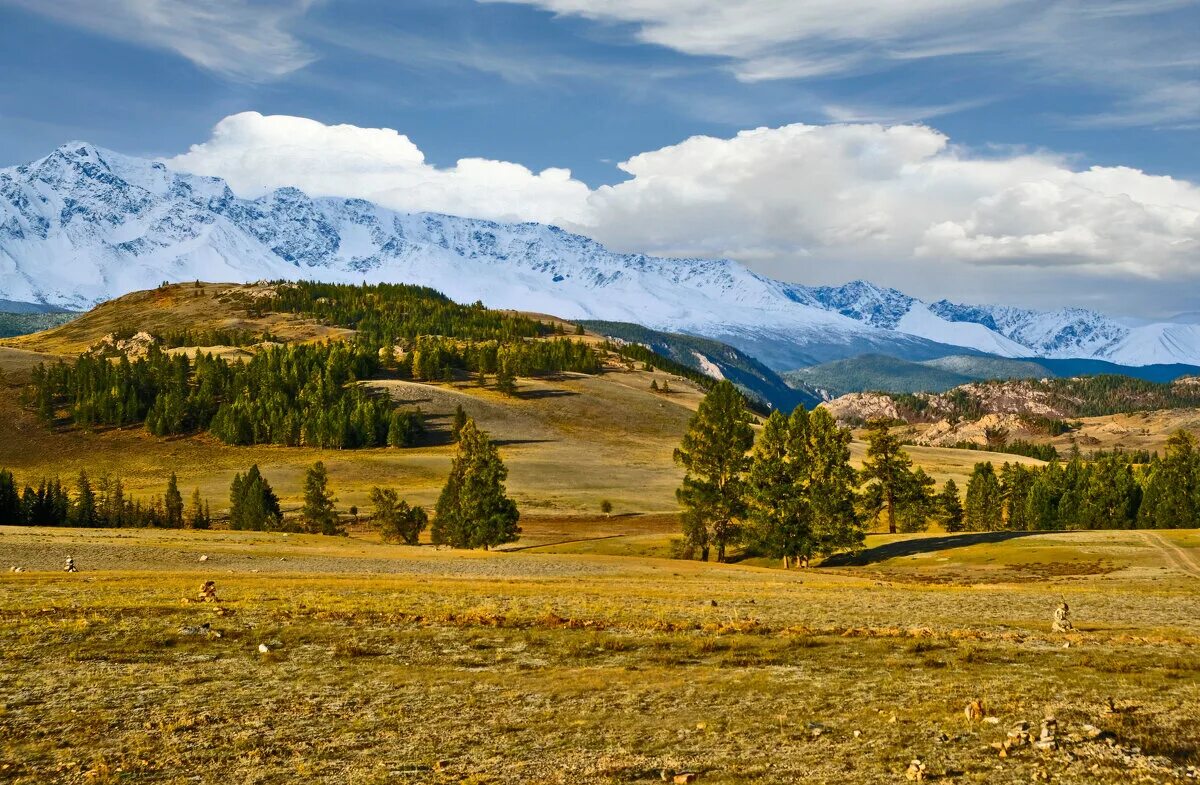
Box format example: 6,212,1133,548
2,142,1198,370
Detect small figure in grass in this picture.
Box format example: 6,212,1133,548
64,555,77,573
1051,601,1072,633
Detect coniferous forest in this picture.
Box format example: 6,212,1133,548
23,282,602,448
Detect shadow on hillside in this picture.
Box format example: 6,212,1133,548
491,437,555,447
513,388,578,400
821,531,1046,567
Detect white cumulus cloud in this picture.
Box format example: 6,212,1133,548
166,112,593,225
165,113,1200,314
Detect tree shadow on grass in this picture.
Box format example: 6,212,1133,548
512,388,578,400
822,530,1047,567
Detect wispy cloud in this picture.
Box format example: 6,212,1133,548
483,0,1200,128
2,0,318,82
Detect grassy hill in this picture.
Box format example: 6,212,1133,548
0,282,715,521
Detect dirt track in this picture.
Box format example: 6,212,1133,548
1139,530,1200,579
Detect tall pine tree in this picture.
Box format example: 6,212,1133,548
302,461,340,535
861,420,914,535
432,419,520,548
674,380,753,562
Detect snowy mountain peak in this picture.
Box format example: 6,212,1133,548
1,142,1198,369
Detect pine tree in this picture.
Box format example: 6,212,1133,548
0,469,21,525
229,465,282,531
805,407,863,557
964,462,1003,531
896,467,936,533
674,380,753,562
432,419,520,548
302,461,340,535
999,462,1035,531
496,364,517,396
187,488,210,529
164,472,184,529
451,404,468,442
1026,461,1064,530
1138,430,1198,529
860,420,914,534
935,479,964,532
746,408,811,567
71,471,96,528
1079,455,1140,529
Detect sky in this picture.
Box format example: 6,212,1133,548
0,0,1197,318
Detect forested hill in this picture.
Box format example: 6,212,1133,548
830,375,1200,425
15,281,619,450
579,320,818,411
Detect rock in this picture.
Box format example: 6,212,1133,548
1035,717,1058,750
706,600,718,608
983,716,1000,725
853,730,862,738
198,580,219,603
905,759,926,781
673,773,698,784
258,643,270,654
178,623,221,639
198,555,209,562
1051,602,1073,633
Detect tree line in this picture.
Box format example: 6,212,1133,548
958,430,1200,532
26,342,419,449
674,383,1199,562
1,416,519,549
0,469,210,529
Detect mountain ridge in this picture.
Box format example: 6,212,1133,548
3,141,1199,369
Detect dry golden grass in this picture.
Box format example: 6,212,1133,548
0,282,350,356
1,526,1198,784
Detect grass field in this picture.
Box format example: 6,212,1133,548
1,526,1198,784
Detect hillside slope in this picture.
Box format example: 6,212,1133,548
579,320,818,410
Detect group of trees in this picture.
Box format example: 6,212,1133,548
959,430,1200,531
674,381,864,564
27,342,426,449
0,469,211,529
401,336,601,382
676,384,1200,561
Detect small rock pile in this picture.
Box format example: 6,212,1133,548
198,580,219,602
1051,602,1073,633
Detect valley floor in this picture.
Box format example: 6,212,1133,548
2,526,1198,784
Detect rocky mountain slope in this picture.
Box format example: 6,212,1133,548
4,142,1199,369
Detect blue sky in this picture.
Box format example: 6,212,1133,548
0,0,1197,316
